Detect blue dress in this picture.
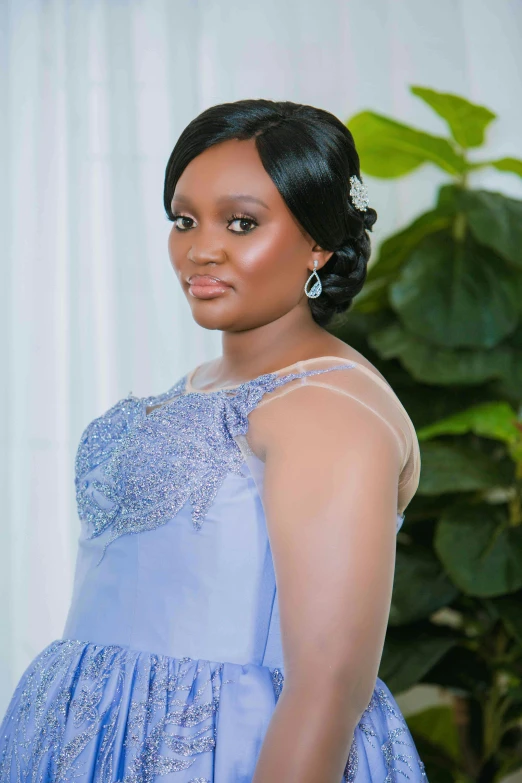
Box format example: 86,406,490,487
0,361,428,782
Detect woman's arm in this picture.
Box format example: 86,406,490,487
251,382,404,783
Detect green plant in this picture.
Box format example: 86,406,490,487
333,86,522,783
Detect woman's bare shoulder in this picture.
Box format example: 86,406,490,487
305,338,390,386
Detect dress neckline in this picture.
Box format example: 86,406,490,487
184,355,383,394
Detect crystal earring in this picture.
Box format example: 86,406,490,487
304,259,322,298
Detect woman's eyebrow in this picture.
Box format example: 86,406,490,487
172,193,270,210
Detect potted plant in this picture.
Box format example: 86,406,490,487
333,86,522,783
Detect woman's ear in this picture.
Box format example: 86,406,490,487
311,246,335,269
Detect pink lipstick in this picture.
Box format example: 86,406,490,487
188,275,232,300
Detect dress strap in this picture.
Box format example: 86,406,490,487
263,361,357,391
223,362,357,438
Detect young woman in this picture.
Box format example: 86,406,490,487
0,99,427,782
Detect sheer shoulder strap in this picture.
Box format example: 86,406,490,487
246,357,421,515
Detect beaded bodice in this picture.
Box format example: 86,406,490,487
64,359,413,669
75,363,360,554
68,362,394,666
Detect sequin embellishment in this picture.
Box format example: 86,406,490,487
271,668,284,701
75,364,356,556
351,687,429,782
0,641,428,782
0,639,235,782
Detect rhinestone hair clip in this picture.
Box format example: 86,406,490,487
349,174,370,212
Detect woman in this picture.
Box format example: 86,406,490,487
0,99,426,782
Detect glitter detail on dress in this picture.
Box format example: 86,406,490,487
343,734,359,781
0,639,235,783
271,668,284,700
0,639,427,782
75,364,356,558
357,688,429,782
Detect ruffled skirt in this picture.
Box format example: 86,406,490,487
0,639,428,782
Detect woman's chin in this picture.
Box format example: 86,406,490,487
189,303,237,331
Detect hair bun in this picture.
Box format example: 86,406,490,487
362,208,377,232
310,204,377,326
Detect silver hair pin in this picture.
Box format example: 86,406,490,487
349,175,369,212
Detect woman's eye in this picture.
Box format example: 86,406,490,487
173,215,194,231
171,213,257,233
228,216,257,233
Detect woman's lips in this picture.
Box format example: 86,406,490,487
188,275,232,299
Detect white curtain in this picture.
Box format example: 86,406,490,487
1,0,521,713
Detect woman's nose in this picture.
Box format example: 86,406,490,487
188,244,226,266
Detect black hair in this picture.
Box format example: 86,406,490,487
163,99,377,328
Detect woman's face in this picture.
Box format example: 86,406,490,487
167,137,333,331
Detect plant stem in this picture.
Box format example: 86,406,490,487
453,164,469,243
453,211,467,243
509,461,522,526
453,695,482,779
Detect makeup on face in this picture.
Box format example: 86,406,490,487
167,138,322,332
187,274,233,299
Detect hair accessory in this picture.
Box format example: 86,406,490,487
304,259,322,299
349,174,369,212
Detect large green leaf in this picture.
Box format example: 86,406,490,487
436,183,459,211
411,86,496,148
347,111,468,177
350,277,389,314
457,190,522,269
417,401,520,444
493,325,522,401
472,157,522,178
491,375,522,405
389,231,520,349
379,623,458,693
369,322,521,387
418,442,510,495
434,504,522,597
354,206,454,313
389,545,459,625
368,208,454,282
406,706,461,764
417,402,522,463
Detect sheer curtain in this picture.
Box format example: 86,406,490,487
1,0,521,712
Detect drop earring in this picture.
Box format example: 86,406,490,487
304,259,322,299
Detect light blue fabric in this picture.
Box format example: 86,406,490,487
0,364,427,782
